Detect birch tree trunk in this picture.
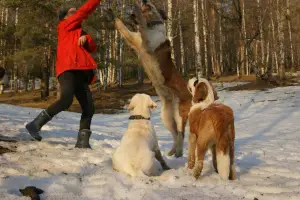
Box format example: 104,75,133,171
201,0,208,78
178,10,186,75
14,8,18,93
266,33,272,78
96,31,101,91
109,31,116,85
276,0,285,81
257,0,265,75
167,0,175,61
237,40,241,77
240,0,247,76
103,30,110,91
286,0,294,70
270,1,279,74
117,0,124,88
194,0,202,79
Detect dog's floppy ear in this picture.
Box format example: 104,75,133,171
35,188,44,195
158,9,167,20
148,96,157,109
193,82,208,103
126,98,135,110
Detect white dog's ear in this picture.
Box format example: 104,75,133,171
148,97,157,109
126,98,135,110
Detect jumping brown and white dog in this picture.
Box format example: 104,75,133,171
104,0,192,157
187,78,236,180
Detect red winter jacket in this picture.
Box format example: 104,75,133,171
56,0,101,80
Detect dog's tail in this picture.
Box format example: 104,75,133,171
216,150,230,180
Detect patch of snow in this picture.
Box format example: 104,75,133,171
0,86,300,200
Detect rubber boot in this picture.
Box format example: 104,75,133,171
25,110,52,141
75,129,92,149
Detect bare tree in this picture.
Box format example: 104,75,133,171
276,0,286,81
178,9,186,75
257,0,265,75
286,0,294,70
194,0,202,78
167,0,175,61
201,0,208,77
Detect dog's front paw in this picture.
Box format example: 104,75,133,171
193,169,201,179
187,162,195,169
167,147,176,156
175,151,183,158
162,164,171,171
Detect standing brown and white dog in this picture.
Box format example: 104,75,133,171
187,78,236,180
104,0,192,157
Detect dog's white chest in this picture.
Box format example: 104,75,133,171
145,25,167,52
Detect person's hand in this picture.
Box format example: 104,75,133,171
78,35,87,46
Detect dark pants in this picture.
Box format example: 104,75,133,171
46,70,95,130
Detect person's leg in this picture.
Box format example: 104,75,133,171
46,71,76,117
74,71,95,148
26,71,76,141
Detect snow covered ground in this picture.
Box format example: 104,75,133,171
0,85,300,200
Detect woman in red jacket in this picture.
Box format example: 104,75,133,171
26,0,102,148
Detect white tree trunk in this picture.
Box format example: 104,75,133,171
194,0,202,78
117,0,125,87
257,0,265,75
167,0,175,61
276,0,285,80
201,0,208,77
286,0,294,69
270,2,279,74
178,10,185,75
96,31,101,90
14,8,19,93
240,0,247,76
266,25,272,78
103,30,110,90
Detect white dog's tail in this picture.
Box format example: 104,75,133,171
217,151,230,180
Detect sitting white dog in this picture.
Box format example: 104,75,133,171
112,94,170,177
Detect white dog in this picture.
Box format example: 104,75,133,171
112,94,170,177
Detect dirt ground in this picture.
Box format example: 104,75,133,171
0,75,298,114
0,81,156,114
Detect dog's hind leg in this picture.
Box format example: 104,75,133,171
229,122,236,180
216,148,230,180
154,149,170,170
173,100,186,158
161,98,178,156
210,144,218,173
193,140,207,179
229,145,236,180
188,133,197,169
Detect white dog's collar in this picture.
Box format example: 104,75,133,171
129,115,150,120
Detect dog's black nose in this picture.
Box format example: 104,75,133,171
142,0,148,4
